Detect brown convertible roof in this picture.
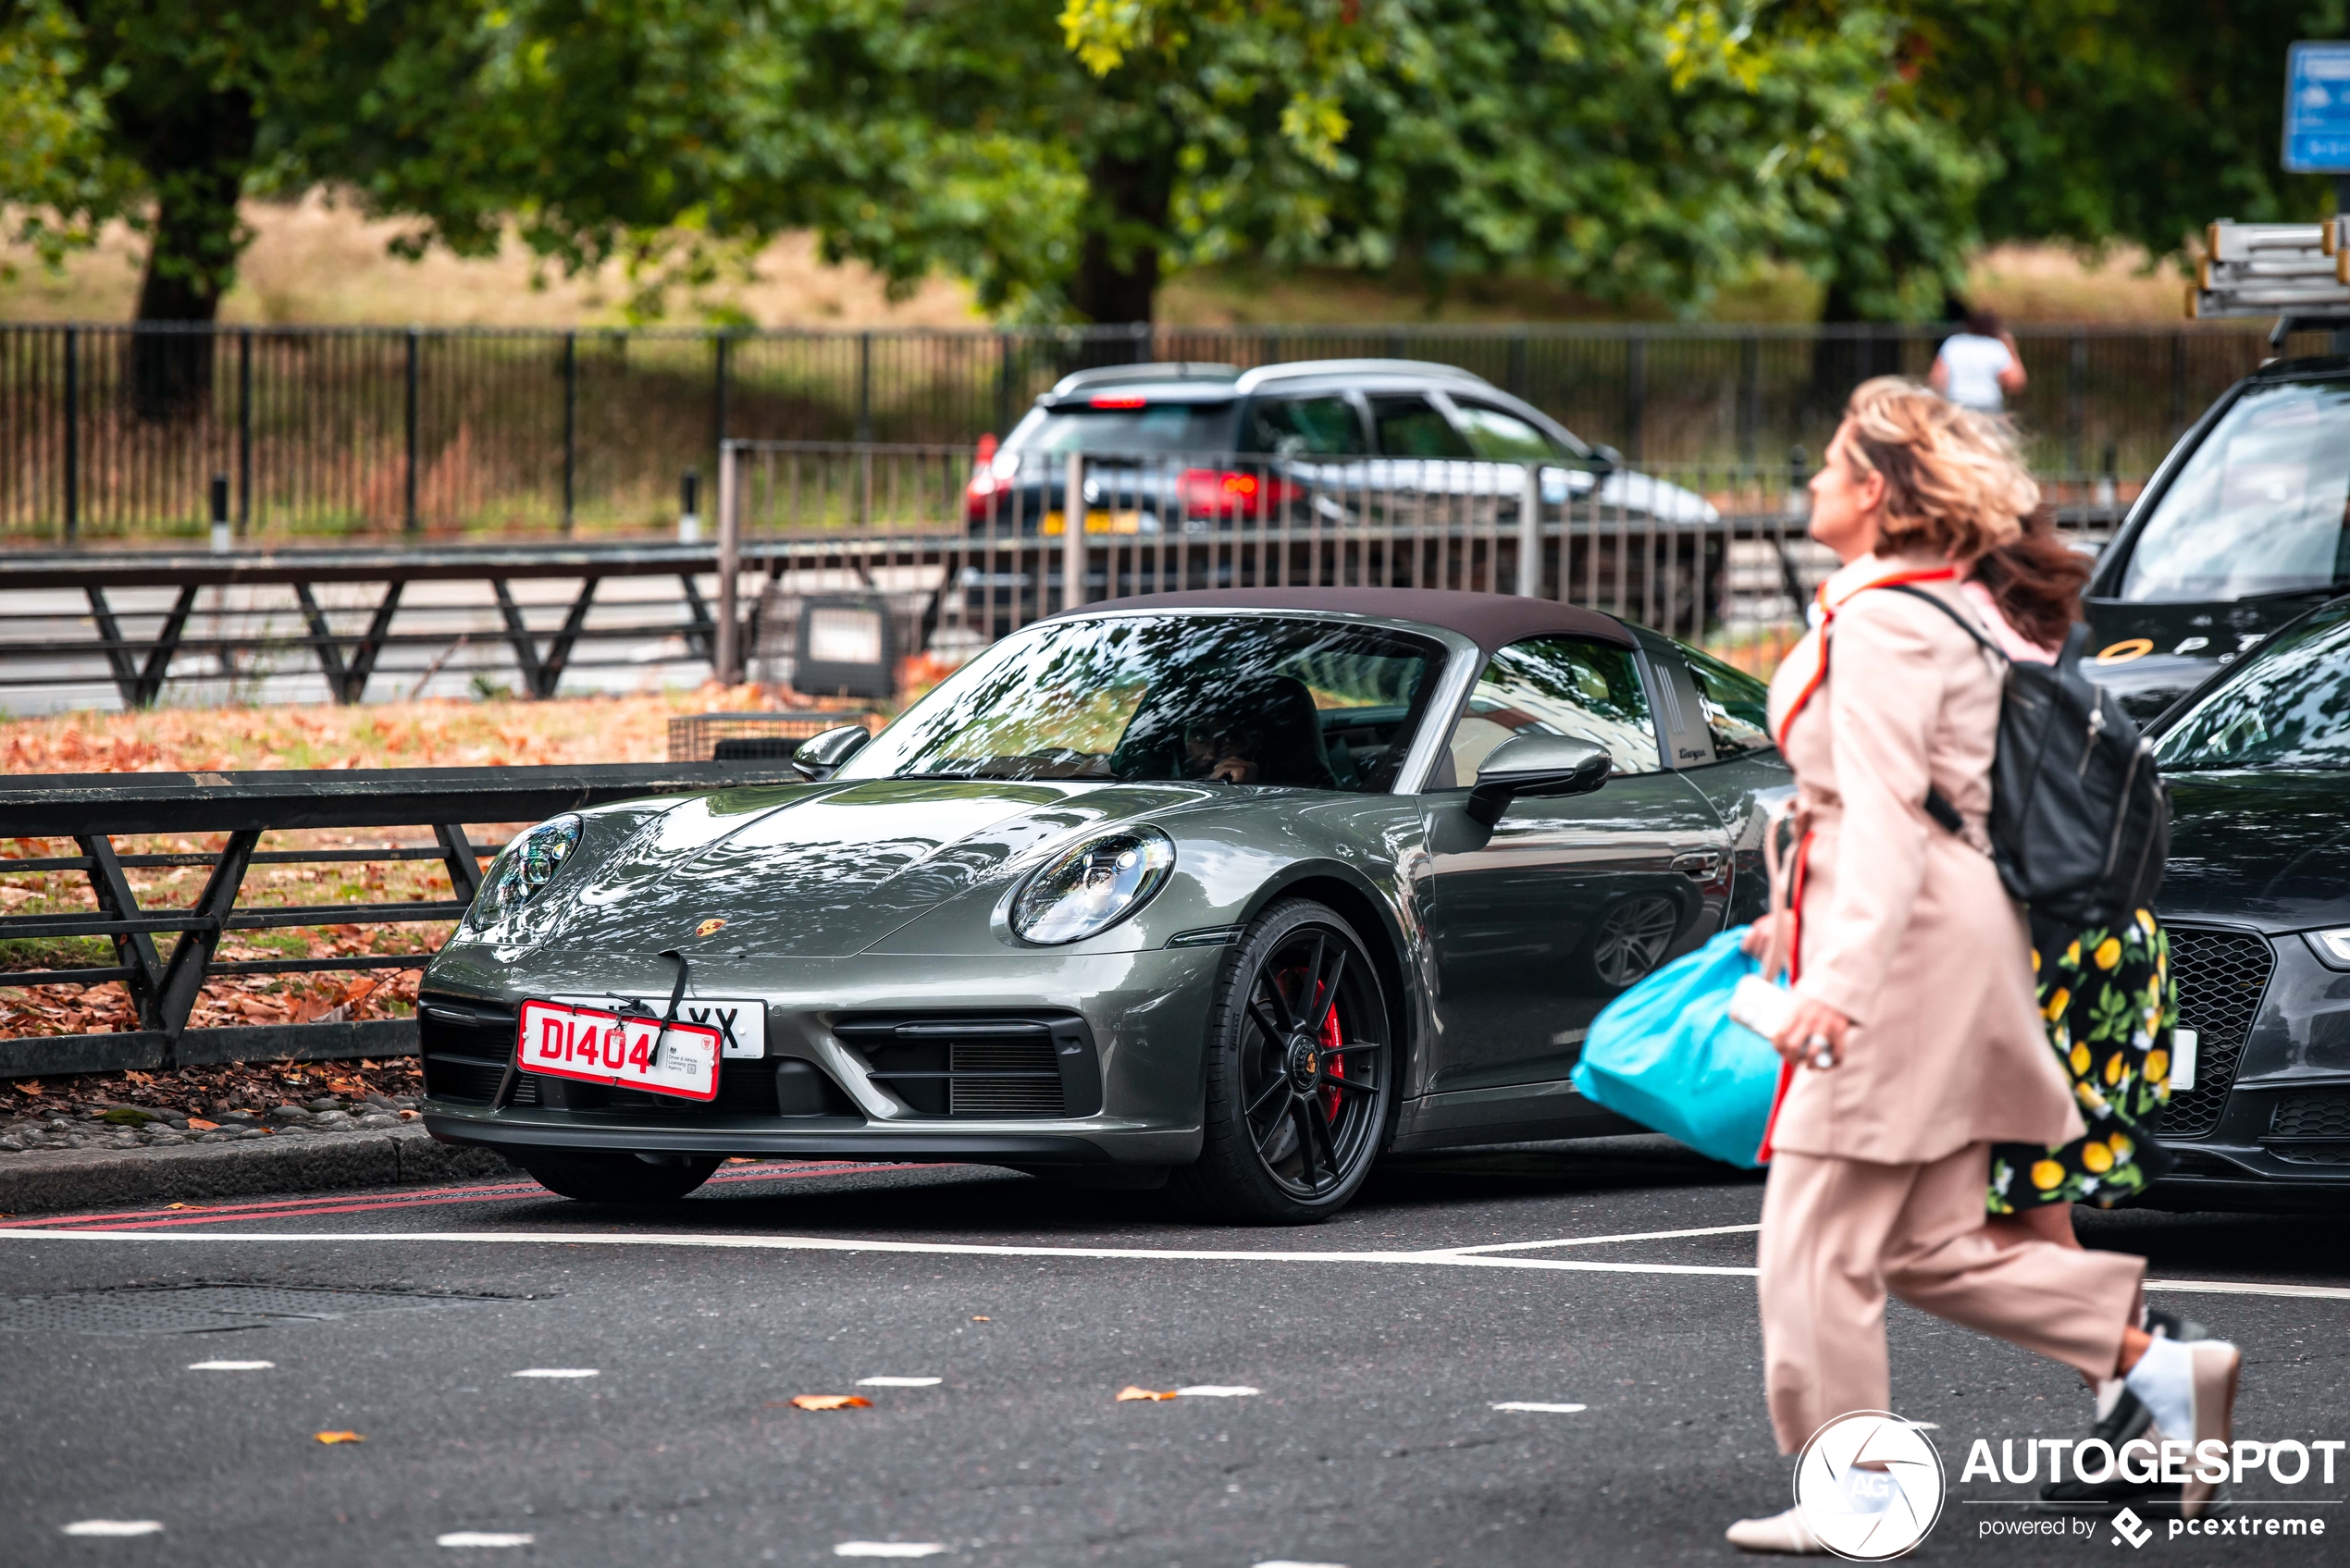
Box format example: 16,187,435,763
1058,587,1636,655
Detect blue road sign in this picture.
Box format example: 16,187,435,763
2284,41,2350,174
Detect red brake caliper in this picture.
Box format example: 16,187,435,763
1319,993,1343,1120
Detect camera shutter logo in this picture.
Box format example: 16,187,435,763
2110,1507,2153,1549
1793,1411,1946,1561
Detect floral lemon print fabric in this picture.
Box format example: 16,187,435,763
1988,908,2176,1213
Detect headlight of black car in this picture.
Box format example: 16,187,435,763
1011,828,1176,945
467,814,583,931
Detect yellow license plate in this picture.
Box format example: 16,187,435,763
1042,509,1144,536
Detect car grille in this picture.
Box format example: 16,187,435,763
832,1013,1094,1119
2265,1090,2350,1165
418,993,849,1119
2158,928,2275,1140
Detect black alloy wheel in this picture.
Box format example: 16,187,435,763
516,1151,720,1204
1173,897,1393,1224
1581,893,1683,991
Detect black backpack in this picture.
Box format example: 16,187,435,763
1853,584,2171,924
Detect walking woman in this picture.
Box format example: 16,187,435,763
1726,379,2239,1551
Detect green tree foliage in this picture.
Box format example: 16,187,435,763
1895,0,2350,261
3,0,2342,338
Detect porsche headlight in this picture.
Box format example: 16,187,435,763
1011,828,1175,945
467,814,582,931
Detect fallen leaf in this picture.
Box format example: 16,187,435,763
314,1431,365,1444
186,1119,218,1131
786,1395,872,1412
695,918,728,937
970,1316,990,1322
1115,1387,1178,1402
18,1080,40,1095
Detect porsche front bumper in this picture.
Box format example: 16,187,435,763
417,948,1223,1168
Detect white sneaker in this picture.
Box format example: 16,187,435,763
1725,1507,1825,1554
2122,1335,2243,1519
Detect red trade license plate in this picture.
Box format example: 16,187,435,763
516,999,722,1101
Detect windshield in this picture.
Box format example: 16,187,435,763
838,615,1449,792
2120,378,2350,602
1004,401,1238,456
2154,599,2350,771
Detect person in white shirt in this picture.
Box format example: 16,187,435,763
1930,306,2027,414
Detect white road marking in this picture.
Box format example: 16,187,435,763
187,1360,273,1371
510,1368,599,1378
61,1521,164,1537
0,1228,1757,1278
3,1229,2343,1302
437,1533,536,1548
1428,1223,1762,1256
833,1545,946,1559
1491,1401,1587,1414
857,1376,944,1388
1254,1560,1350,1567
1175,1385,1259,1397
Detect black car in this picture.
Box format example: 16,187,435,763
962,358,1716,539
2084,352,2350,720
2142,592,2350,1204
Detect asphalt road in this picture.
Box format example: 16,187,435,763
4,1137,2347,1567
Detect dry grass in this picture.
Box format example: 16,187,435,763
5,193,2200,327
1,191,985,329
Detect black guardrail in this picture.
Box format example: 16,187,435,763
0,760,805,1079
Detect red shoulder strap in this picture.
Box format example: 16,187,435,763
1771,566,1958,746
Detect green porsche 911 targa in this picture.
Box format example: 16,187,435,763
419,587,1790,1221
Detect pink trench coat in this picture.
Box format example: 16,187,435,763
1762,553,2084,1165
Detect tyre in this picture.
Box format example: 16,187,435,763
1170,897,1395,1224
516,1151,720,1204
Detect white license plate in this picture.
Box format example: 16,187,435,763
517,1000,722,1101
557,994,765,1058
2170,1028,2198,1092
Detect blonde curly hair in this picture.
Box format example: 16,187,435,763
1836,376,2038,561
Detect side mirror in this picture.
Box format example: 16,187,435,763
1591,444,1623,472
1465,735,1611,828
792,724,872,781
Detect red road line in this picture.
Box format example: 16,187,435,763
9,1160,896,1231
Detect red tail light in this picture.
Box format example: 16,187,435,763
1180,467,1297,521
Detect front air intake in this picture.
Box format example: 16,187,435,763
831,1013,1100,1119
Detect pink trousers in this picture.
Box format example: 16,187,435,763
1757,1141,2146,1453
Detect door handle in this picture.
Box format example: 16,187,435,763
1672,849,1726,882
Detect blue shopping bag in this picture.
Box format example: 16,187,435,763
1569,926,1783,1169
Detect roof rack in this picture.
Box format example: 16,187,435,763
1232,358,1493,393
1047,363,1242,396
2190,219,2350,343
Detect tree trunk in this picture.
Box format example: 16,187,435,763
1067,148,1175,331
1808,278,1910,420
120,86,256,420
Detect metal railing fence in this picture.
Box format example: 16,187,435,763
0,761,806,1076
0,318,2307,545
0,439,2138,710
721,439,2136,658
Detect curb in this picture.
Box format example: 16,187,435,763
0,1127,516,1216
